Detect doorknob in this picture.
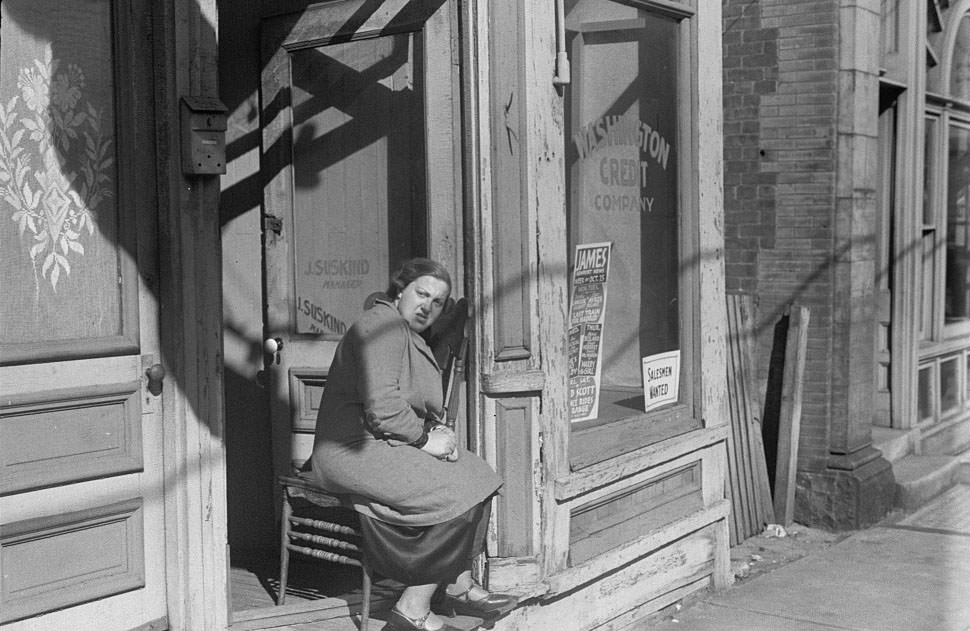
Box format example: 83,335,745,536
264,337,284,364
146,363,166,396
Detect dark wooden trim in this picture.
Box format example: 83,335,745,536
487,0,533,365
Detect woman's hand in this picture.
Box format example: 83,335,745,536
421,425,459,461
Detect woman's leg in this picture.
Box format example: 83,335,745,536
445,569,482,597
440,568,517,622
445,500,491,597
440,500,517,620
394,583,449,630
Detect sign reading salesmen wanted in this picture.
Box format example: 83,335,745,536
568,242,612,422
642,350,680,412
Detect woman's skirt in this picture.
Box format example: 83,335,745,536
357,500,490,585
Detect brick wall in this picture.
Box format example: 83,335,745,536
722,0,841,471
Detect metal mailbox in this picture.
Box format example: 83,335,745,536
180,95,228,175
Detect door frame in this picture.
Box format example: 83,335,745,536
151,1,230,629
242,0,468,623
259,0,467,486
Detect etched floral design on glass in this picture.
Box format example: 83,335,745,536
1,46,113,291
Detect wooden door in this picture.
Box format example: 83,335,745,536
0,1,167,629
261,0,464,482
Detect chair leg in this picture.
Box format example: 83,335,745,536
277,493,292,605
360,561,372,631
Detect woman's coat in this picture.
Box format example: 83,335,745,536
310,299,502,527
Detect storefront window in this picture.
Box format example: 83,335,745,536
564,0,694,464
918,364,935,422
945,123,970,322
940,355,961,415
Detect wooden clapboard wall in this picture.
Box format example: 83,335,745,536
725,294,775,545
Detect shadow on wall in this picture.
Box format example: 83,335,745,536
218,0,276,552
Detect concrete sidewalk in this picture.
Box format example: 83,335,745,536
645,484,970,631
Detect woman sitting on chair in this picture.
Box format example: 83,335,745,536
309,258,517,631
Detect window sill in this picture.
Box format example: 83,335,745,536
569,400,701,470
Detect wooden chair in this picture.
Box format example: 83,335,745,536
277,473,374,629
276,298,469,630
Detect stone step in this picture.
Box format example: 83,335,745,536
872,426,913,464
893,455,964,512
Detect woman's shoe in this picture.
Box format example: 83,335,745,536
383,607,470,631
438,585,518,628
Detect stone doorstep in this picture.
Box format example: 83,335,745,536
872,425,970,511
871,426,913,464
892,454,965,512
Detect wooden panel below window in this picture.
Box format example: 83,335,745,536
486,555,543,597
569,403,699,470
495,397,534,557
529,522,719,630
569,462,702,566
0,382,142,495
0,498,145,623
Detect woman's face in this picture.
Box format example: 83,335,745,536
395,275,450,332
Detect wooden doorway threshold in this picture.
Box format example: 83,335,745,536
230,590,395,631
229,554,398,630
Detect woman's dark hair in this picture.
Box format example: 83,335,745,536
385,258,452,300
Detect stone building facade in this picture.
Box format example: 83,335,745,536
723,0,970,529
